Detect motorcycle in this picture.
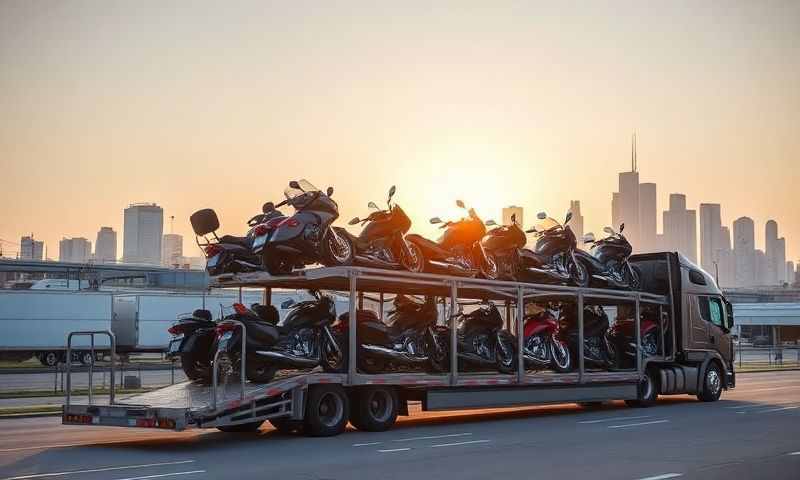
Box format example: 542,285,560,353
608,304,661,368
335,186,424,273
405,200,490,277
517,211,590,287
479,214,527,280
262,179,355,274
559,305,616,369
574,223,641,290
214,291,344,384
166,309,217,383
522,304,572,372
331,295,449,373
190,202,285,276
455,301,517,373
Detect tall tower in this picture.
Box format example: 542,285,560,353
733,216,756,287
613,133,641,249
122,203,164,265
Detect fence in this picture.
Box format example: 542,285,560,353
735,344,800,368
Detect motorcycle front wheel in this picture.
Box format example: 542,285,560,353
480,252,502,280
426,332,450,373
549,338,572,373
320,331,348,373
400,242,424,273
569,258,590,288
322,230,355,267
495,335,517,374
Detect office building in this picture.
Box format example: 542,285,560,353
122,203,164,265
787,261,795,286
733,217,756,287
662,194,697,263
20,236,44,260
502,206,523,227
699,203,728,275
638,182,657,252
94,227,117,263
568,201,584,241
59,237,92,263
161,234,184,267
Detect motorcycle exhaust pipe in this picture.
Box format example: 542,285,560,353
361,344,429,363
254,350,319,367
523,266,570,281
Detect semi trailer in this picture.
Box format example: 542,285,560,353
62,252,735,436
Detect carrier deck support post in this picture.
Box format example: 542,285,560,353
449,280,458,386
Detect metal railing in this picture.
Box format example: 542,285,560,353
210,318,247,410
736,343,800,367
65,330,115,408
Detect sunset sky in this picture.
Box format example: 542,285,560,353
1,1,798,261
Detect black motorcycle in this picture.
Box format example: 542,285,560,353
166,309,217,383
335,186,424,273
455,301,517,373
517,211,590,287
479,214,527,280
559,305,616,369
405,200,490,277
262,179,355,274
574,223,640,290
214,291,344,384
190,202,285,276
332,295,449,373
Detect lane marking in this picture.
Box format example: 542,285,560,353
377,448,411,453
788,451,800,456
393,433,472,442
724,400,796,409
579,415,652,424
636,474,683,480
352,442,382,447
2,461,196,480
0,439,166,454
110,471,205,480
757,406,800,414
430,439,491,448
608,420,670,429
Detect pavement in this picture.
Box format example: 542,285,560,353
0,368,186,392
0,370,798,480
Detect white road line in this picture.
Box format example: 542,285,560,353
430,439,491,448
579,415,652,424
110,471,205,480
756,406,800,414
352,442,382,447
393,432,472,442
0,439,154,454
635,474,683,480
2,461,196,480
608,420,670,429
377,448,411,453
788,451,800,456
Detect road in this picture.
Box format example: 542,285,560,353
0,370,798,480
0,368,186,392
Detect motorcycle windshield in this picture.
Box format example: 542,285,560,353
534,217,561,233
284,179,320,200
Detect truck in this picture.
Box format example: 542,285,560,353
0,289,343,367
62,252,735,436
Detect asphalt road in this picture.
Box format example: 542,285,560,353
0,370,798,480
0,368,186,392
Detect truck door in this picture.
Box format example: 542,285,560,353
698,295,732,362
112,296,139,349
688,295,710,349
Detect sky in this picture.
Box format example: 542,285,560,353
1,0,798,262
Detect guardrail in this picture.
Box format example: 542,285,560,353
736,344,800,367
66,330,115,408
210,318,247,410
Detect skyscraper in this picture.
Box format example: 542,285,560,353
775,237,786,283
765,220,779,284
502,206,523,227
122,203,164,265
59,237,92,263
699,203,723,274
20,235,44,260
638,183,657,252
717,226,735,287
568,201,584,241
663,194,697,263
787,261,795,286
94,227,117,263
161,233,183,267
733,216,755,287
755,249,768,285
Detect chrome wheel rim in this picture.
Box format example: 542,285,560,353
642,374,654,399
402,244,423,272
708,368,721,396
551,339,570,369
328,233,352,263
317,392,344,427
484,254,500,279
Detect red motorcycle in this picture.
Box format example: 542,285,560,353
608,305,661,366
522,305,572,373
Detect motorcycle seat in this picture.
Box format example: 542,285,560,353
220,235,252,247
243,318,280,346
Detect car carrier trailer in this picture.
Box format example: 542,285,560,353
62,252,735,436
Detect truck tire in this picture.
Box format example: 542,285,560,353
216,420,263,433
304,384,349,437
625,369,658,408
40,351,61,367
349,386,398,432
269,417,304,434
697,362,723,402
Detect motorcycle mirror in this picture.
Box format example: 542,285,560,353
510,213,517,224
262,202,275,213
565,211,573,224
326,186,334,197
603,226,614,235
619,223,625,233
536,211,547,220
348,217,361,225
485,219,497,226
583,233,595,243
368,201,379,210
289,180,300,189
280,298,295,309
388,185,396,198
430,217,443,224
456,200,465,209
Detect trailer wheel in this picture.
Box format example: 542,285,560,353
349,386,398,432
40,351,61,367
304,384,349,437
269,417,305,434
697,362,723,402
625,369,658,408
216,420,263,433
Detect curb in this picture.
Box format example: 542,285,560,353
0,411,61,419
737,367,800,374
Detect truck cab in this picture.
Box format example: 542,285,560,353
631,252,735,399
